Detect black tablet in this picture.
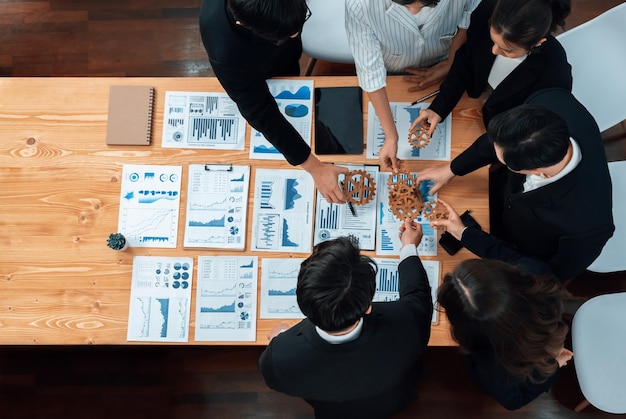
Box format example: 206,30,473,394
314,86,364,155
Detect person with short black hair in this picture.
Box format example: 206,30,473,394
258,220,433,418
438,258,573,410
199,0,349,203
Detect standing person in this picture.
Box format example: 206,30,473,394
199,0,348,203
410,0,572,136
438,259,573,410
259,221,433,418
346,0,480,172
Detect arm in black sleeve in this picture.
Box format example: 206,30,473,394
258,342,282,392
398,256,434,340
210,59,311,166
450,132,499,176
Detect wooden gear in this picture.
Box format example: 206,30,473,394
342,169,376,206
408,124,431,149
387,171,424,220
422,200,449,222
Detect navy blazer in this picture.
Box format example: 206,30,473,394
258,256,433,419
429,0,572,127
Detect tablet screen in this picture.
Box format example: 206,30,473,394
314,86,364,155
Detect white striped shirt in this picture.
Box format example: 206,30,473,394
346,0,481,92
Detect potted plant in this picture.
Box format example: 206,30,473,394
107,232,129,251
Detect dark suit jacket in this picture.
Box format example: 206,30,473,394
199,0,310,165
452,88,614,281
429,0,572,127
258,256,433,419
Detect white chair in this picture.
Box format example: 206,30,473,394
571,292,626,413
556,3,626,132
301,0,354,75
586,160,626,273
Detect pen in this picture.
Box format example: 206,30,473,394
409,90,440,107
340,181,357,217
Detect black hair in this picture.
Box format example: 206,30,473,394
392,0,440,6
297,236,377,332
487,104,570,171
490,0,571,50
227,0,309,41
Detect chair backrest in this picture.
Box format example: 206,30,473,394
586,160,626,273
301,0,354,64
556,3,626,132
572,292,626,414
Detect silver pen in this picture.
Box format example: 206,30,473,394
409,90,440,106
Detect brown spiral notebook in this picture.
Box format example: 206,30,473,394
105,85,155,145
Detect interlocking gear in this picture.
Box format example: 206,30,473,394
422,200,449,222
387,171,424,220
408,124,431,149
343,170,376,206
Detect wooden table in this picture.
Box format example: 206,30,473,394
0,76,488,345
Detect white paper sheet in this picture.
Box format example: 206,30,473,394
259,257,306,319
366,101,452,161
118,164,182,248
127,256,193,342
194,256,258,342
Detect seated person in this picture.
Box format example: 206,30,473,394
345,0,480,172
258,221,433,419
438,259,573,410
418,88,615,281
410,0,572,136
199,0,348,203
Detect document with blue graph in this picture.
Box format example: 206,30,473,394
127,256,193,342
251,168,315,253
249,79,314,160
313,164,379,250
373,258,440,323
194,256,258,342
259,257,306,319
376,172,438,256
366,101,451,161
183,164,249,249
118,164,182,248
161,91,246,150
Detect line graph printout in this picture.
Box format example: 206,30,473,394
118,164,182,248
249,79,314,160
373,258,440,323
366,101,451,161
127,256,193,342
260,258,306,319
313,165,379,250
195,256,258,342
376,172,438,256
183,164,250,249
251,168,314,253
161,91,246,150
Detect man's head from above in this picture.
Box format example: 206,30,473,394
297,236,377,333
487,104,570,172
227,0,310,44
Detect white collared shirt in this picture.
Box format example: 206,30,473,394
523,138,582,192
488,53,528,89
346,0,480,92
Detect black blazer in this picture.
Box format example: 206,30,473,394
199,0,310,166
453,88,614,281
258,256,433,419
429,0,573,127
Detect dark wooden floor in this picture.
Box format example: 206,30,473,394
1,1,625,418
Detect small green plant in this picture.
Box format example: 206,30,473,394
107,232,127,250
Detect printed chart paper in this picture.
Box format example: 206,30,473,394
195,256,258,342
161,91,246,150
118,164,182,248
260,258,306,319
251,168,315,253
183,164,250,249
249,79,314,160
127,256,193,342
376,172,438,256
373,258,440,323
313,165,379,250
366,101,452,161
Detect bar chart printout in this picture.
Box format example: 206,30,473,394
260,258,306,319
127,256,193,342
373,258,440,323
195,256,258,342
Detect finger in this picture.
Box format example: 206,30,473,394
436,199,458,217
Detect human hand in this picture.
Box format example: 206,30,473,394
430,199,465,240
416,164,455,194
399,218,423,247
301,155,349,203
267,322,292,341
409,109,441,137
555,348,574,367
404,61,452,91
379,137,402,173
